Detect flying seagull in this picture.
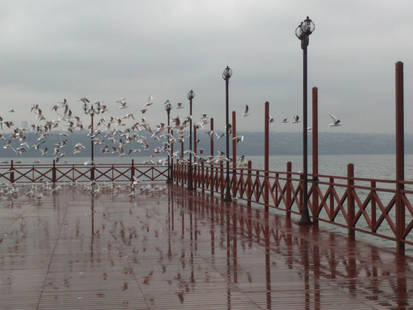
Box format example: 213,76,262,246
243,105,249,117
292,115,300,124
329,113,341,127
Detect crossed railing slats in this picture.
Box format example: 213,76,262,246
0,162,167,184
174,162,413,249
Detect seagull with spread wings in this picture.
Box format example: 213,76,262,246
328,113,341,127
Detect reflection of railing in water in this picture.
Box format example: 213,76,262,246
173,189,412,309
173,161,413,251
0,160,167,183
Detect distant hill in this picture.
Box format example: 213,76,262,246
0,131,410,158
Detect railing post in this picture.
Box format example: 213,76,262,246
220,162,224,198
329,177,334,215
210,118,214,196
10,160,14,184
170,129,174,183
247,161,252,208
210,164,214,195
395,61,405,255
131,159,135,184
182,164,185,188
111,164,114,182
347,163,355,241
286,161,292,216
371,180,376,231
90,163,95,182
232,111,237,197
201,161,205,194
72,163,75,183
181,138,184,161
52,160,57,184
176,163,180,185
194,124,197,189
312,86,319,224
299,173,303,212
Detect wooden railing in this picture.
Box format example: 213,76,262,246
173,161,413,249
0,160,168,184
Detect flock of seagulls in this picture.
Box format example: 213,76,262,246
0,98,342,172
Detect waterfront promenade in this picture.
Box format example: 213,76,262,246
0,184,412,309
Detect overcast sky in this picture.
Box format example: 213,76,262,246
1,0,412,134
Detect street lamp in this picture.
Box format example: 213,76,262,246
165,101,172,183
187,90,195,190
82,100,105,182
295,16,315,225
222,66,232,201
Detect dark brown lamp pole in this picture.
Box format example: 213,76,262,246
222,66,232,201
187,90,195,190
296,16,315,225
165,101,172,183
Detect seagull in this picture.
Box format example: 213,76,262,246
117,97,127,109
233,135,244,143
237,155,247,167
215,132,225,140
292,115,300,123
80,97,90,104
145,96,154,107
328,113,341,127
269,116,274,123
243,105,249,117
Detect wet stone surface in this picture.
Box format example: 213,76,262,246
0,183,413,309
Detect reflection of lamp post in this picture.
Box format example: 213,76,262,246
295,16,315,225
222,66,232,201
187,90,195,190
90,190,95,260
165,102,172,183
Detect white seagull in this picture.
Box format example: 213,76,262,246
329,113,341,127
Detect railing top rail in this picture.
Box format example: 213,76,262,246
225,165,399,184
0,163,167,168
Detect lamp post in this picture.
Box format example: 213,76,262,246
165,101,172,183
90,105,95,169
223,66,232,201
187,90,195,190
295,16,315,225
81,99,106,183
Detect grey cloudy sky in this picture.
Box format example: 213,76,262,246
1,0,412,134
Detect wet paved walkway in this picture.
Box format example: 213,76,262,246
1,184,413,309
